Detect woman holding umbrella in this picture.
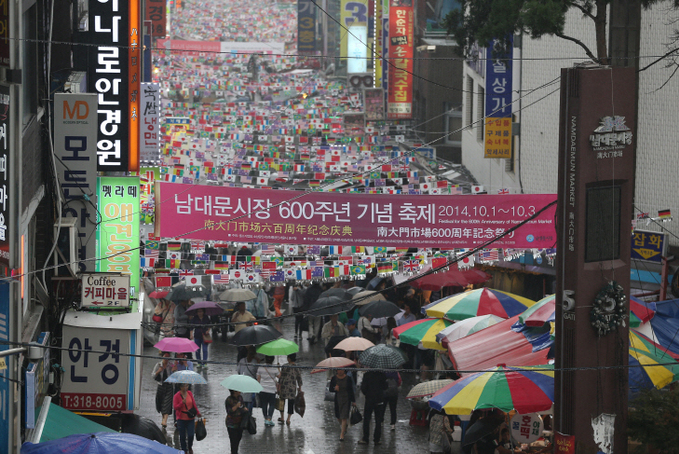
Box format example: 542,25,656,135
277,353,302,426
190,308,211,368
225,389,249,454
152,352,174,430
329,368,356,441
173,383,202,454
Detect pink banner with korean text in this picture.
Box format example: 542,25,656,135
155,182,557,248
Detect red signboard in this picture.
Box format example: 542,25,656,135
155,183,557,248
555,432,575,454
144,0,166,37
387,3,413,119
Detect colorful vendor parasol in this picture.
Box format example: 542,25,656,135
629,297,656,328
429,365,554,415
392,317,453,351
629,346,679,393
436,314,505,345
518,294,555,326
424,288,536,321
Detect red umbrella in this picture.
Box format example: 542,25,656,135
411,266,490,291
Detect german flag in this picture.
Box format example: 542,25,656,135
214,261,230,270
167,242,182,251
658,209,672,219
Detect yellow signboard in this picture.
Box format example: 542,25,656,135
340,0,370,61
484,118,512,159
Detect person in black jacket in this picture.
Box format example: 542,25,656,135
358,370,387,446
302,282,323,343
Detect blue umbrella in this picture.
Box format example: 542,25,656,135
165,370,208,385
21,432,182,454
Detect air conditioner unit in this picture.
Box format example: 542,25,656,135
54,218,78,276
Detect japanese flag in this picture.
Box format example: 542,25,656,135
257,177,268,185
185,276,202,287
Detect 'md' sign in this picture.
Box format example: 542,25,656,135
632,229,667,263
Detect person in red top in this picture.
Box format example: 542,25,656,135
173,383,201,454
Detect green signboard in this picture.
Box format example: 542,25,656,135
97,177,141,298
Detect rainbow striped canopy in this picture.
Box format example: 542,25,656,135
424,288,537,321
629,346,679,392
392,317,452,351
429,365,554,415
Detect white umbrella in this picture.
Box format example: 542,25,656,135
219,288,257,302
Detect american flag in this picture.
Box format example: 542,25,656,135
260,244,277,255
480,250,499,261
212,273,230,285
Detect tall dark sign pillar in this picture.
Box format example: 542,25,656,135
555,66,636,454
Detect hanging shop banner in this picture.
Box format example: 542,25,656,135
0,85,9,267
297,0,316,54
155,182,557,248
54,93,99,272
88,0,140,171
97,177,140,299
81,273,131,308
60,311,141,411
340,0,370,60
484,37,513,159
140,83,161,165
0,282,9,450
364,88,385,120
347,25,368,74
373,0,385,87
144,0,166,37
387,1,413,119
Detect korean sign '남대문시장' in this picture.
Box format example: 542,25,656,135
155,183,557,248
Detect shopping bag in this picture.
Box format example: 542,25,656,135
202,332,213,344
275,396,285,412
294,391,306,417
247,415,257,435
350,406,363,426
195,418,207,441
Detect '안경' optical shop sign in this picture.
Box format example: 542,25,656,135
88,0,140,172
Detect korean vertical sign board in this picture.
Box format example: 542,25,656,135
387,0,413,119
484,38,513,158
60,311,142,412
144,0,166,37
54,93,98,272
297,0,316,54
140,83,161,165
0,85,8,452
96,177,140,299
88,0,140,171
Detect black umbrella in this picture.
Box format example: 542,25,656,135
347,287,365,296
121,413,167,445
308,296,355,317
358,300,401,318
231,324,283,346
319,287,352,301
462,417,504,447
166,282,208,302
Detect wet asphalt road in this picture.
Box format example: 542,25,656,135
136,317,459,454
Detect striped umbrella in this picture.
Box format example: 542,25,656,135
424,289,536,321
406,379,454,399
629,297,656,328
436,314,505,345
429,365,554,415
392,318,453,351
518,294,555,326
629,346,679,392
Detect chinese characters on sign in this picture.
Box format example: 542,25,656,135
387,2,413,119
484,38,513,159
297,0,316,54
140,83,161,165
81,273,131,308
156,183,558,248
97,177,140,298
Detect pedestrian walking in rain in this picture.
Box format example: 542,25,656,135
190,308,211,368
257,355,279,426
225,389,248,454
173,383,201,454
358,369,387,446
237,346,260,413
152,351,174,431
277,353,302,426
329,368,356,441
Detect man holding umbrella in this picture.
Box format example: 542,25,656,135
358,368,387,446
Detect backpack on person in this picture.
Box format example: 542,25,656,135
384,377,398,398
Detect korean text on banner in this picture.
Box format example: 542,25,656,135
484,38,513,159
297,0,316,53
54,93,98,272
387,3,414,119
0,86,9,269
144,0,166,37
97,177,140,298
155,182,557,249
140,83,161,165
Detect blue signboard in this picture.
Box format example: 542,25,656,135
631,230,666,263
484,37,513,118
